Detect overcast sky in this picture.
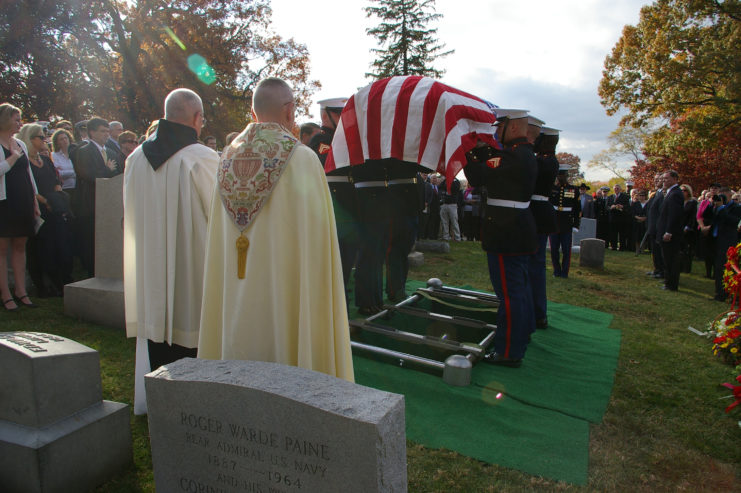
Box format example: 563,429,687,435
269,0,648,181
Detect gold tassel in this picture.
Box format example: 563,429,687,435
236,234,249,279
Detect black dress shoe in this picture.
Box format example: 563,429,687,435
536,318,548,329
14,294,38,308
482,352,522,367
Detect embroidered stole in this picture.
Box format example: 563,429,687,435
218,123,297,278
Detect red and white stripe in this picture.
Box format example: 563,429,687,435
325,76,500,185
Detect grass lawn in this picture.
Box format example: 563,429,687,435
1,243,739,491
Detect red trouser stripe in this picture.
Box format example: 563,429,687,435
498,254,512,358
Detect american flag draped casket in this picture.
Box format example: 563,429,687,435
324,75,502,187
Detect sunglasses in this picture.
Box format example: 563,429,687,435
31,135,45,140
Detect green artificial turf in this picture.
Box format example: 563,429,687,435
352,282,618,484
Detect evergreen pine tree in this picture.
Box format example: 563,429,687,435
365,0,453,79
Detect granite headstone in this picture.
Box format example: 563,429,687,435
579,238,606,269
0,332,132,493
65,174,125,329
572,217,597,247
146,359,407,493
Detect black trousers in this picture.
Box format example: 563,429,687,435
147,340,197,371
661,239,681,290
609,220,630,250
650,234,664,274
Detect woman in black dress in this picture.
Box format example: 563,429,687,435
0,104,40,311
20,123,69,296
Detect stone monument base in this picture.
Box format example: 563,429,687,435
0,401,131,493
64,278,124,330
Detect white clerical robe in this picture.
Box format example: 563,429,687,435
123,143,219,413
198,143,354,382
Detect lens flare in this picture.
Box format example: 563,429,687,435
187,54,216,85
163,26,186,51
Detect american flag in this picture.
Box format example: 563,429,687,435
325,75,500,184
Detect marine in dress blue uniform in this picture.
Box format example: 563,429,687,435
309,98,359,305
530,124,559,329
548,164,581,278
463,109,537,367
385,162,421,302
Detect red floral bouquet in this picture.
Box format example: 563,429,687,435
710,311,741,366
723,242,741,309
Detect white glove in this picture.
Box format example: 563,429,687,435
572,227,579,233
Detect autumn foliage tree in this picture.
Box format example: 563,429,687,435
0,0,319,140
598,0,741,189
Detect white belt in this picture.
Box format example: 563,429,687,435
326,176,351,183
553,205,573,211
531,195,549,201
354,181,387,188
387,178,416,185
487,198,531,209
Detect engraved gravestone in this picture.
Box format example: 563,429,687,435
146,359,407,493
579,238,606,269
65,174,125,329
572,217,597,247
0,332,132,493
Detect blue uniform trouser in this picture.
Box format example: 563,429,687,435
528,235,548,322
385,215,417,300
549,230,573,277
355,219,389,309
486,253,534,360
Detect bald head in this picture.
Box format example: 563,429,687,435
164,89,204,135
252,78,295,128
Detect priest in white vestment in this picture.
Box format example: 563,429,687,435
198,77,354,382
123,88,219,414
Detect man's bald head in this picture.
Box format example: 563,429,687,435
164,88,205,135
252,78,295,129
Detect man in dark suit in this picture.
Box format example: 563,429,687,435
656,170,684,291
711,187,741,301
607,184,631,250
595,186,610,243
105,121,126,172
645,173,665,277
71,116,120,277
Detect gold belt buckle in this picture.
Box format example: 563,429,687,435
558,206,563,211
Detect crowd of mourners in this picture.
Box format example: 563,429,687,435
0,107,174,311
585,175,741,299
1,101,739,311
